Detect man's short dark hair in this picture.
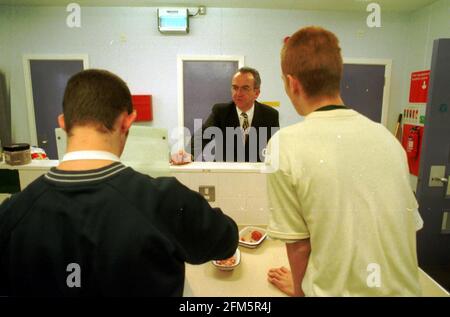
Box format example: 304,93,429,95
62,69,133,134
237,67,261,89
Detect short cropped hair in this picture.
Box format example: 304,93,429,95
281,26,343,98
62,69,133,134
237,67,261,89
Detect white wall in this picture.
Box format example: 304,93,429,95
0,6,11,91
0,6,12,146
401,0,450,189
0,5,421,145
402,0,450,105
404,0,450,72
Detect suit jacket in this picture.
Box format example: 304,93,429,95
190,101,279,162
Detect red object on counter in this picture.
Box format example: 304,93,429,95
132,95,152,121
251,231,263,241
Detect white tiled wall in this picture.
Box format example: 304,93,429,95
173,172,269,226
3,167,270,226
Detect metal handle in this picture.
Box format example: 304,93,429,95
41,140,48,144
432,177,448,184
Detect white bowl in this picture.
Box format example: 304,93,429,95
212,249,241,271
238,226,267,248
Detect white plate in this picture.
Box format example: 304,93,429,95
239,226,267,248
212,249,241,271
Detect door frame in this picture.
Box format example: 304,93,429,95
23,54,89,146
176,55,244,147
343,58,392,127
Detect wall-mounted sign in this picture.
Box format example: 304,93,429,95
409,70,430,103
132,95,152,122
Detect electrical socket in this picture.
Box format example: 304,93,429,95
199,5,206,15
199,185,215,202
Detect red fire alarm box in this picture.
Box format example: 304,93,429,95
132,95,152,121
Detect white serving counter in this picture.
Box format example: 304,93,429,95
185,239,288,297
0,160,271,225
185,238,449,297
1,160,449,296
0,160,58,170
0,160,263,173
170,161,265,173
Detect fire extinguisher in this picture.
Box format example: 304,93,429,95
406,127,420,159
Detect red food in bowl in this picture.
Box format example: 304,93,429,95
251,230,263,241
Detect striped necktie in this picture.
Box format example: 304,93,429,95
241,112,249,131
241,112,249,144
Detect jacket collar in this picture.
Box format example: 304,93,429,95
229,101,262,128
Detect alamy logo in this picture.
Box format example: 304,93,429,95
66,263,81,288
66,3,81,28
366,263,381,288
366,3,381,28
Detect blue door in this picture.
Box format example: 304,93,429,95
341,64,386,123
29,59,84,159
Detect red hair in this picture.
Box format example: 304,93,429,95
281,26,343,98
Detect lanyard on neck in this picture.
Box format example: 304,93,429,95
315,105,349,112
61,151,120,162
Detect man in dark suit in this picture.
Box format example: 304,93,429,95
186,67,279,163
